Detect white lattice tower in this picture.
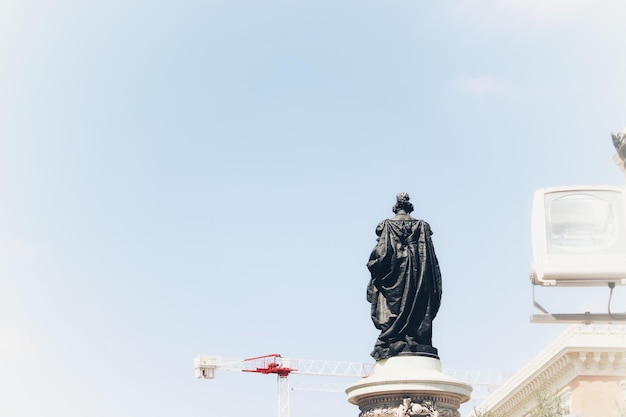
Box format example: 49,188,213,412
277,375,289,417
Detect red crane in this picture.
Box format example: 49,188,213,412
242,354,297,417
194,353,372,417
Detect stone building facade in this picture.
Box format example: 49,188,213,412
472,325,626,417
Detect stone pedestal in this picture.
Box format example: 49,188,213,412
346,356,472,417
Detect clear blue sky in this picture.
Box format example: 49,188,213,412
1,1,625,416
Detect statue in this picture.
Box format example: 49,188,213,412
612,129,626,161
367,193,442,361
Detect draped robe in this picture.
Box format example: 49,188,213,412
366,219,442,361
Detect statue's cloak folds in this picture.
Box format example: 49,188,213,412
366,219,442,360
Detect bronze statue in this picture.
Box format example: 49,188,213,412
612,129,626,162
366,193,442,360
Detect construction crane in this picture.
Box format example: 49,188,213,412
194,354,372,417
194,354,509,417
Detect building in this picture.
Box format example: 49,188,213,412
472,325,626,417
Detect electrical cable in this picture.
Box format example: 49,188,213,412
607,282,626,320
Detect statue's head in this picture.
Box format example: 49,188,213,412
392,192,414,214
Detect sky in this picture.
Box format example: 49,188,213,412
1,1,626,416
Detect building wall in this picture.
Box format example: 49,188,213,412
569,376,626,417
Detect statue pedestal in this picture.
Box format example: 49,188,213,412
346,356,472,417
